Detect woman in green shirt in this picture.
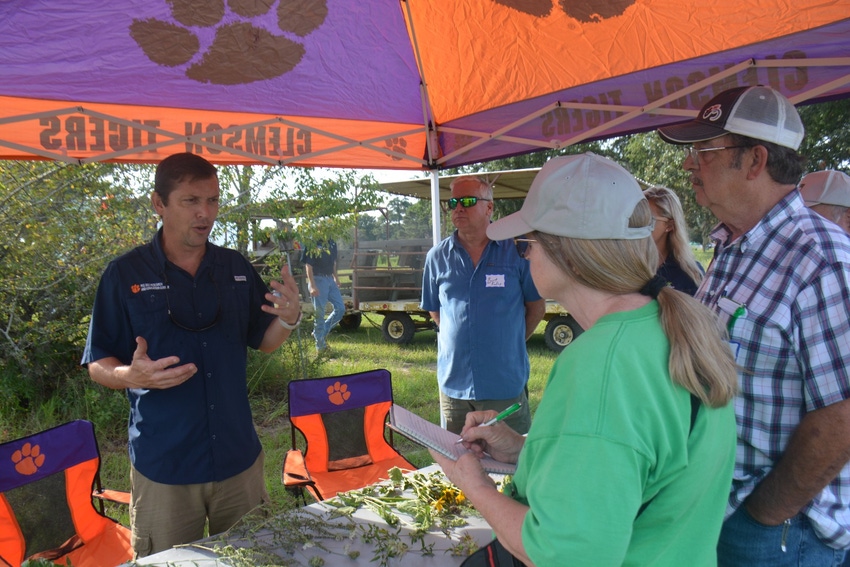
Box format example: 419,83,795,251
432,153,738,567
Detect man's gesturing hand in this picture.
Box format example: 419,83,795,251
124,336,197,389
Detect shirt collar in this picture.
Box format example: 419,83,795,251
151,228,214,275
711,191,802,254
448,229,510,250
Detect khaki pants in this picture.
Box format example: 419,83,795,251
129,451,269,558
440,389,531,434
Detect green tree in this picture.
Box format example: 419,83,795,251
621,133,717,246
355,212,385,241
0,161,155,415
382,197,410,241
400,199,432,239
269,168,385,248
799,99,850,171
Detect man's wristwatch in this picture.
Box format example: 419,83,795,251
278,311,302,330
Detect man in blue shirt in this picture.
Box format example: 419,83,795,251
300,238,345,351
81,153,302,557
421,176,545,434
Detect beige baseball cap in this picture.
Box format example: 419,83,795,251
486,152,651,241
799,170,850,208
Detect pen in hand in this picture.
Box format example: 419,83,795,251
456,402,522,443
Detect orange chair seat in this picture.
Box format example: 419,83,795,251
282,370,415,503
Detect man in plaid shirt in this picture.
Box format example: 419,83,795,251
659,86,850,566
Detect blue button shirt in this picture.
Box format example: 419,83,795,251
82,230,275,484
421,233,540,400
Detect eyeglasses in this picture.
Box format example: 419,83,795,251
163,272,221,332
447,196,492,210
683,145,748,166
514,236,536,259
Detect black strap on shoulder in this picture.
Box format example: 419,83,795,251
635,394,701,519
688,393,700,434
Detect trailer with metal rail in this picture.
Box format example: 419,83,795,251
346,238,582,352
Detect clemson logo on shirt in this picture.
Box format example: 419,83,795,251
130,284,141,294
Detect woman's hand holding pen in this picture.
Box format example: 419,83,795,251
458,410,525,464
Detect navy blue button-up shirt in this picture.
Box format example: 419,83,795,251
82,230,275,484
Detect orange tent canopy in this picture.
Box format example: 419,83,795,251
0,0,848,169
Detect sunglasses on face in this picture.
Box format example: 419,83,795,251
447,196,492,210
514,236,536,259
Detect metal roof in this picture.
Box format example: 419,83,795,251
379,167,650,201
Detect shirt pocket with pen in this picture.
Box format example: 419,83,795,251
717,296,746,361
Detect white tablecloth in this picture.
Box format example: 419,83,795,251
128,465,497,566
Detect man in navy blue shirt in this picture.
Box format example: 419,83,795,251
81,153,302,557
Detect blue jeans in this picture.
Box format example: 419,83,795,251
310,275,344,349
718,506,845,567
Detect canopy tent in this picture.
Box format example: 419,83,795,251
1,0,849,171
1,1,849,242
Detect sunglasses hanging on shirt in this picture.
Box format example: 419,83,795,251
162,271,222,332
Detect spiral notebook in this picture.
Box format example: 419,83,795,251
388,404,516,475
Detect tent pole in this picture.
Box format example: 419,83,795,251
430,170,441,247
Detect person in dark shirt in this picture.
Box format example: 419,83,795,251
82,152,302,557
644,186,704,295
300,238,345,351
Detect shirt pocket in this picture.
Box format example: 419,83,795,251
220,278,252,339
126,288,169,330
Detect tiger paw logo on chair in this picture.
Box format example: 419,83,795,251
11,441,45,475
327,381,351,405
0,420,133,567
283,370,414,502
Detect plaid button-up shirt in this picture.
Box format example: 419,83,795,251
697,191,850,548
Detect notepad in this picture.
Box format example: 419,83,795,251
388,404,517,475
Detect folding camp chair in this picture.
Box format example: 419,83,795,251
282,369,414,502
0,420,132,567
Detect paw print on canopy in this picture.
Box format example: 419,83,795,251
130,0,327,84
493,0,635,22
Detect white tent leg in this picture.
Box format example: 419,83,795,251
430,170,441,247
